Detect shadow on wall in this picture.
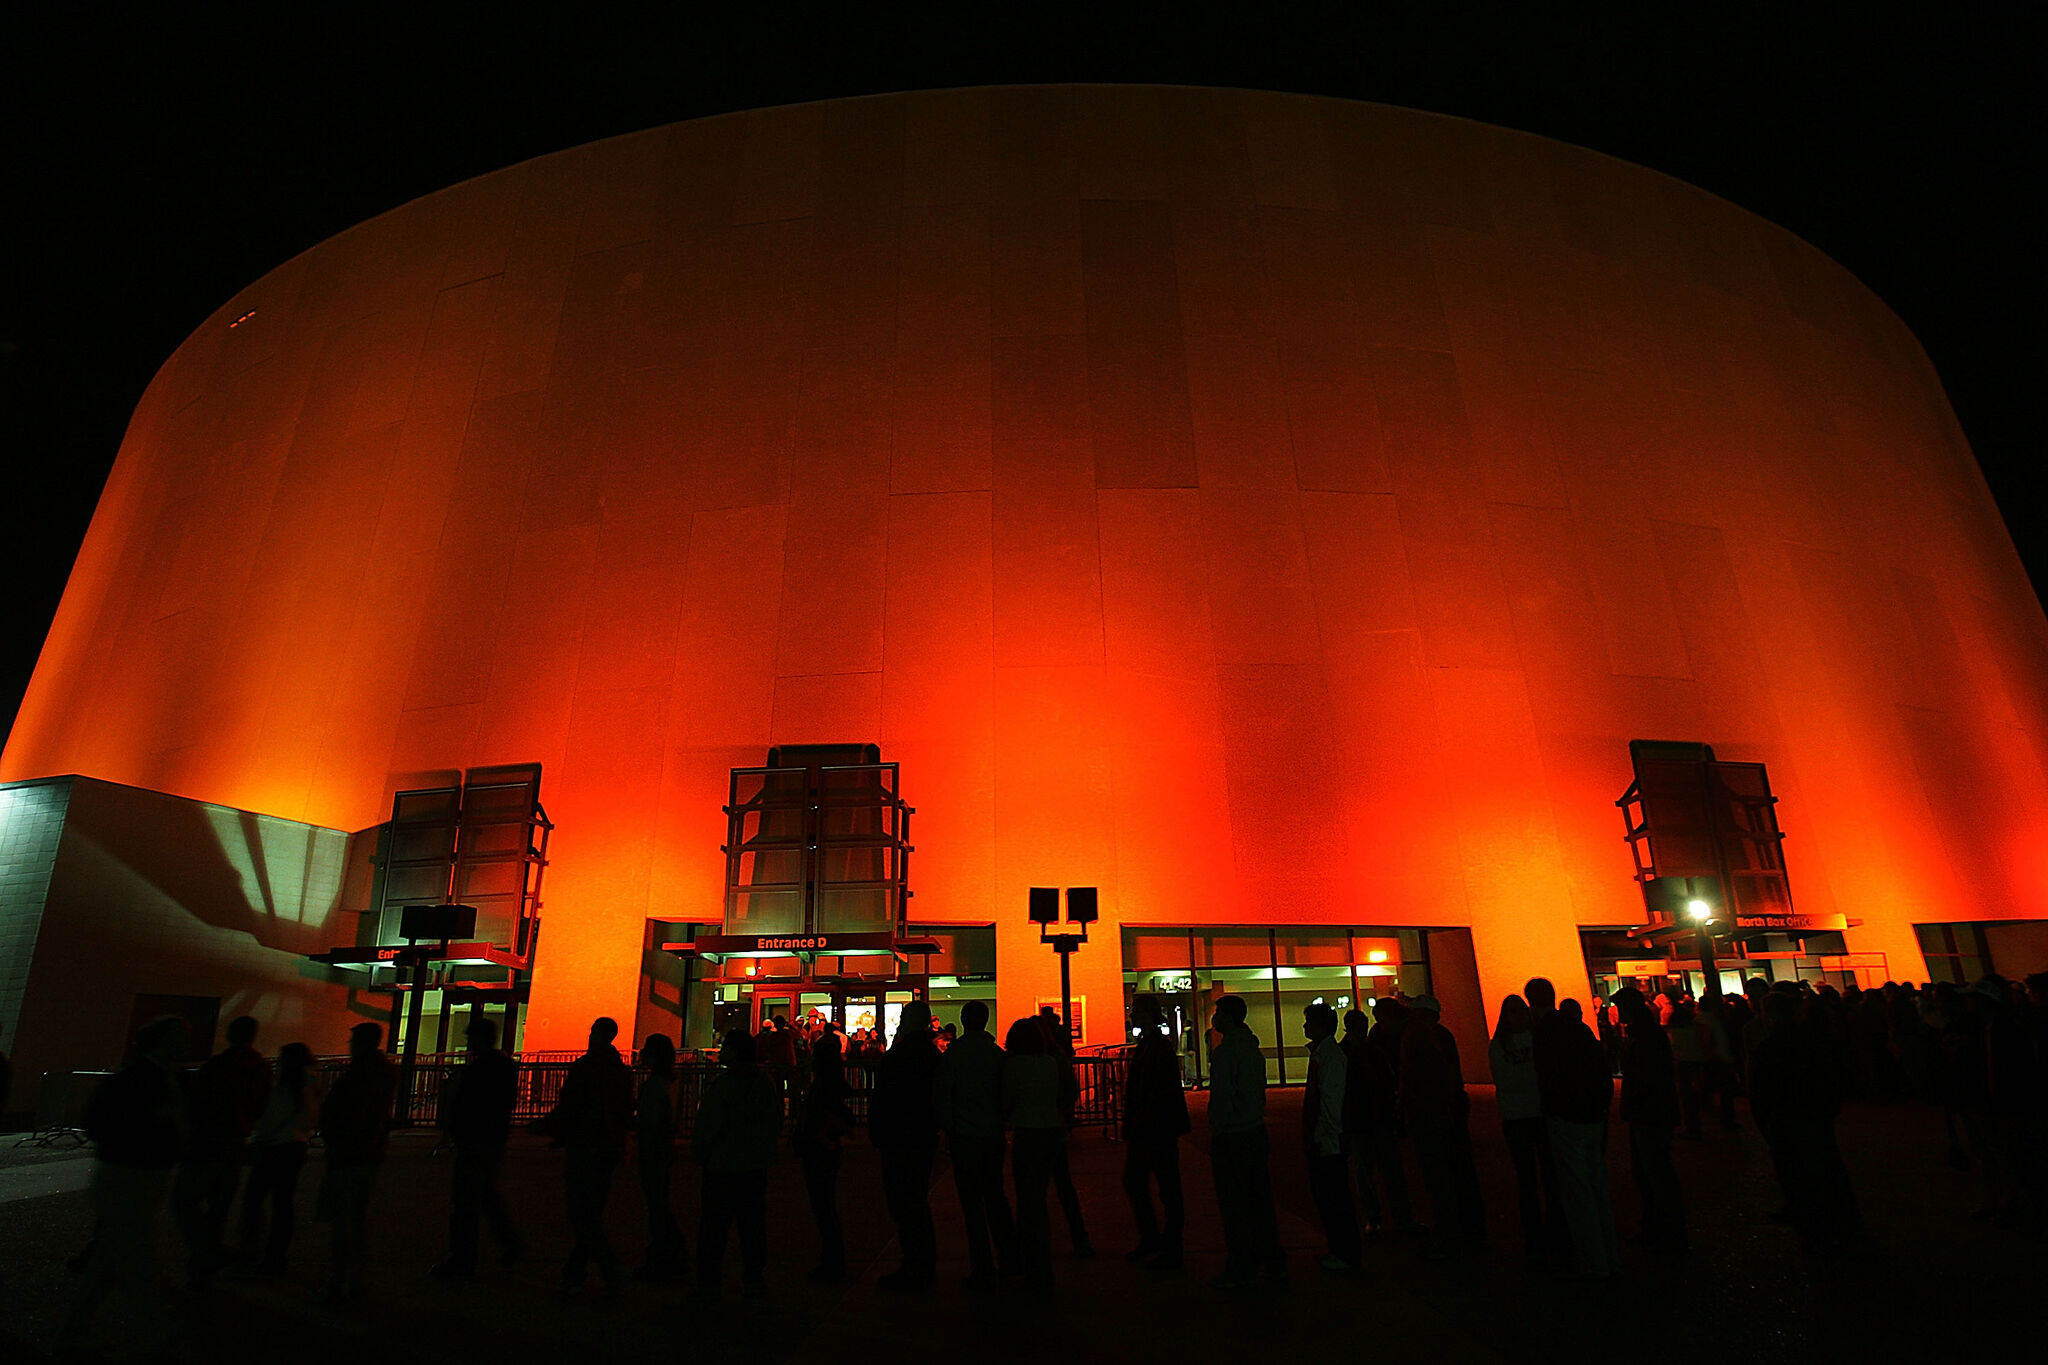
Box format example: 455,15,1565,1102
9,777,374,1114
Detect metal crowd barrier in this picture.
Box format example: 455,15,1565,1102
319,1046,1121,1138
1073,1048,1130,1141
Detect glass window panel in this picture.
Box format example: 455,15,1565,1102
455,862,525,899
1196,929,1273,968
390,825,455,861
816,887,891,933
461,783,533,817
1124,930,1194,972
736,849,804,887
386,866,450,900
459,822,529,855
729,888,802,933
1273,932,1350,965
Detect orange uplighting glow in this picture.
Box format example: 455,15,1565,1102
7,87,2045,1047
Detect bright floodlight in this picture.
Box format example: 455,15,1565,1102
1686,898,1713,922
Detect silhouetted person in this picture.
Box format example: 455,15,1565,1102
315,1021,396,1301
62,1016,188,1353
540,1016,632,1294
1343,1003,1415,1235
432,1016,522,1278
176,1013,270,1286
1399,995,1479,1257
1697,994,1743,1132
1003,1015,1063,1290
758,1015,798,1070
693,1027,783,1297
1037,1006,1094,1258
1614,987,1687,1253
1302,1002,1362,1270
1122,998,1190,1270
1488,995,1553,1265
936,999,1018,1288
634,1032,687,1280
1522,977,1572,1263
1207,994,1283,1287
871,1000,941,1290
793,1028,855,1281
1753,988,1862,1250
1545,999,1619,1279
239,1040,319,1273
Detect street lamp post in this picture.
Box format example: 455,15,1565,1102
1029,886,1097,1044
1686,896,1722,999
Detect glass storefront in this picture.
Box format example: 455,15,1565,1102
1123,926,1436,1086
1583,928,1865,1001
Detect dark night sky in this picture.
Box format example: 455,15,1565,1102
2,4,2041,744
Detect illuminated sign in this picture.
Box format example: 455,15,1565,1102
314,941,523,968
1732,912,1847,933
690,930,900,959
1614,959,1675,976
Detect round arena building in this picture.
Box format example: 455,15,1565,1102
5,86,2045,1081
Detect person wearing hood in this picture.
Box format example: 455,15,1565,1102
1207,994,1283,1287
693,1027,785,1297
1399,995,1482,1257
870,1001,941,1290
1003,1015,1065,1290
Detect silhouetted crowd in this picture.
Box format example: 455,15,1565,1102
49,967,2048,1352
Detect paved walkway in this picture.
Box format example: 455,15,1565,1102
0,1088,2035,1362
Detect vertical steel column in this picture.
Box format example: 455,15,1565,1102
1268,928,1286,1086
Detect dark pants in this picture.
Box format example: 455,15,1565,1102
64,1165,171,1348
1210,1127,1281,1277
801,1148,845,1272
561,1146,620,1288
879,1143,938,1281
1450,1096,1486,1239
698,1167,768,1288
1502,1117,1557,1258
1048,1132,1090,1252
639,1153,685,1274
949,1132,1018,1277
1676,1060,1704,1135
172,1155,241,1283
1346,1122,1416,1230
1122,1136,1184,1256
239,1141,305,1269
1704,1060,1742,1128
448,1142,520,1271
1011,1128,1058,1285
1549,1117,1619,1277
1308,1150,1362,1265
1778,1116,1862,1247
1628,1121,1687,1251
1410,1112,1465,1252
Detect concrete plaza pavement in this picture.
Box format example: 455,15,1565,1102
0,1087,2035,1362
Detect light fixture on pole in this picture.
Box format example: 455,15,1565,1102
1030,886,1096,1044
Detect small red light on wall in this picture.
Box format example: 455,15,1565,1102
229,309,257,329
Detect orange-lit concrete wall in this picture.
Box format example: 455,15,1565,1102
9,88,2048,1047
